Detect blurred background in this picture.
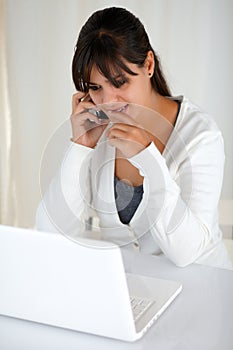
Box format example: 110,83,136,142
0,0,232,231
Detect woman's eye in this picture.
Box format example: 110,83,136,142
89,84,101,91
115,79,127,88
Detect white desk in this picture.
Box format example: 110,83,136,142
0,252,233,350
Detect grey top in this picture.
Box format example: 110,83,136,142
114,175,143,224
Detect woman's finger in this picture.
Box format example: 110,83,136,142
100,105,138,126
71,109,100,125
107,123,151,148
72,92,86,113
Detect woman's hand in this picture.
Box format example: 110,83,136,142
106,110,153,158
70,92,109,148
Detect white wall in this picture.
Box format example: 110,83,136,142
136,0,233,198
2,0,233,227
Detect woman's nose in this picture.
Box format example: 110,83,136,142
102,86,121,104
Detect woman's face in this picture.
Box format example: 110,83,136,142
88,56,155,111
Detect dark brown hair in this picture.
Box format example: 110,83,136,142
72,7,171,96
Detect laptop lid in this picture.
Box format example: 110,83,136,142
0,225,182,341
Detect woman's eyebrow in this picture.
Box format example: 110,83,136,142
88,82,101,87
111,74,122,79
87,74,128,87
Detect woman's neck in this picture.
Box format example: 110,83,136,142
149,92,179,127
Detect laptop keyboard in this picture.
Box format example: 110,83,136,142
130,296,154,321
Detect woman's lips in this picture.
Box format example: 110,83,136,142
105,104,129,113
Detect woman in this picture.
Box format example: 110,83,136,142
36,7,232,269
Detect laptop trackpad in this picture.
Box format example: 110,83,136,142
126,273,182,332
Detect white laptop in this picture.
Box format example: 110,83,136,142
0,225,182,342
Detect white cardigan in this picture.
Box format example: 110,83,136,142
36,96,232,269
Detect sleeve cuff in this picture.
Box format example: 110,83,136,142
128,142,163,177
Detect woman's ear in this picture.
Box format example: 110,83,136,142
145,50,155,76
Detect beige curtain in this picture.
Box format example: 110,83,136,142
0,0,16,225
0,0,77,228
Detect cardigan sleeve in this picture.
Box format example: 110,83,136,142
35,142,94,237
128,127,225,267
